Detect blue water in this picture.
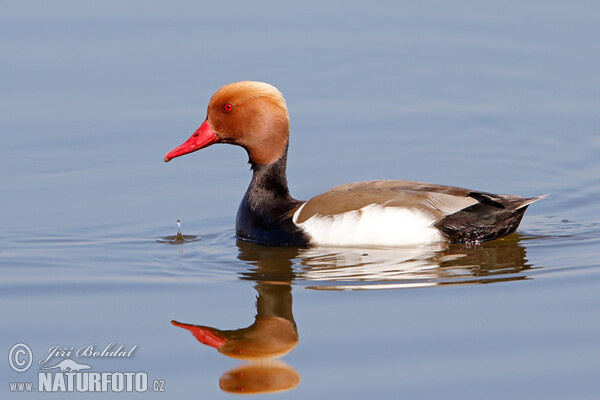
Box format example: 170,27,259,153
2,1,599,398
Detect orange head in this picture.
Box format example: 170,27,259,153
164,81,290,165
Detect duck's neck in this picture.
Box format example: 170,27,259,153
235,144,308,246
246,145,296,211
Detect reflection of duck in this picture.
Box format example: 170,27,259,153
234,235,534,290
434,234,532,280
172,284,298,360
235,239,299,283
173,235,535,393
164,81,544,246
172,267,299,394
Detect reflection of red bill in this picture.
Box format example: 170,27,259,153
171,320,227,348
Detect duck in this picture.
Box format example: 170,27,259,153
164,81,544,247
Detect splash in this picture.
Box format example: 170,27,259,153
156,220,202,245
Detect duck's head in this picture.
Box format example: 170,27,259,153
164,81,290,165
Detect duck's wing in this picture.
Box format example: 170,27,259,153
294,180,546,243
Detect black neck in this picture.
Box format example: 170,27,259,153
246,145,296,212
235,143,308,246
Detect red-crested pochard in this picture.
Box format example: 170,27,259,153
165,81,544,246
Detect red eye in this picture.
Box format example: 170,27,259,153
223,103,234,113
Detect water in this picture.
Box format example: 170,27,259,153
2,1,599,398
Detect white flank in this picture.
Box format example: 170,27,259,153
293,204,445,247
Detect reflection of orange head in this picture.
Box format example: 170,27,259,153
220,361,300,395
172,316,298,361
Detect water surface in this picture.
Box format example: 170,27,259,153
2,1,599,399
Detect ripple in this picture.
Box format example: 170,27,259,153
156,219,205,244
155,234,204,245
162,215,600,291
4,215,596,291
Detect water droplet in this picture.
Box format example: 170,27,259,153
175,220,184,242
